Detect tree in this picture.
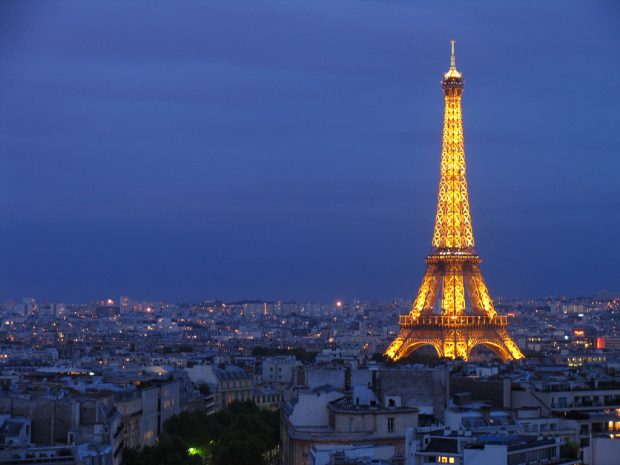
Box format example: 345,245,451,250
124,401,280,465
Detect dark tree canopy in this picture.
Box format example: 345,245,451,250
123,401,280,465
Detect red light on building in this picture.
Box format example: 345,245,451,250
596,337,606,349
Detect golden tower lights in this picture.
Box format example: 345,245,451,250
385,42,524,362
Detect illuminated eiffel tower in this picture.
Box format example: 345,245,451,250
385,42,524,362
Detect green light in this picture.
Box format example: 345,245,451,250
187,447,200,456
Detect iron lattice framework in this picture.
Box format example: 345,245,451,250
385,42,524,362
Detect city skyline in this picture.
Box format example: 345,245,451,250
1,1,619,302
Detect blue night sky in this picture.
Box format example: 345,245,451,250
0,1,619,303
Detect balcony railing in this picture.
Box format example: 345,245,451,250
399,315,508,328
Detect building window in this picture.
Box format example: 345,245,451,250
437,457,454,464
387,417,394,432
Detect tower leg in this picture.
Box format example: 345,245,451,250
466,328,524,362
385,328,444,361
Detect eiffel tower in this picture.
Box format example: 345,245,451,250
385,42,524,362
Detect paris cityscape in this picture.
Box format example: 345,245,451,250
1,2,619,465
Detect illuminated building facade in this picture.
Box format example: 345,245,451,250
385,42,523,362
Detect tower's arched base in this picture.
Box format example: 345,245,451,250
385,316,523,362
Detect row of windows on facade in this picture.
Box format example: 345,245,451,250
225,392,251,403
521,422,557,432
221,380,250,389
256,395,282,404
552,395,620,407
333,416,396,433
428,446,555,465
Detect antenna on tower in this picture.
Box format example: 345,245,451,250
450,40,456,69
443,39,461,81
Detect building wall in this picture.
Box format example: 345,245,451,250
158,380,180,432
305,368,346,390
463,444,507,465
262,357,299,384
583,436,620,465
450,377,511,409
331,410,417,436
140,387,158,447
288,392,343,427
377,368,448,420
114,394,142,450
0,397,76,445
184,365,215,385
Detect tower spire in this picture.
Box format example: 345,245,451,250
451,39,456,68
444,39,462,80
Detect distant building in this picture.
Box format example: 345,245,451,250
212,365,252,409
0,414,31,446
184,364,251,411
0,446,79,465
95,300,120,318
104,370,180,449
512,375,620,448
0,390,122,465
252,386,283,411
410,429,578,465
596,336,620,350
113,388,142,450
262,356,300,385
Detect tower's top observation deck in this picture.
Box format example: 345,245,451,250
442,40,463,88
